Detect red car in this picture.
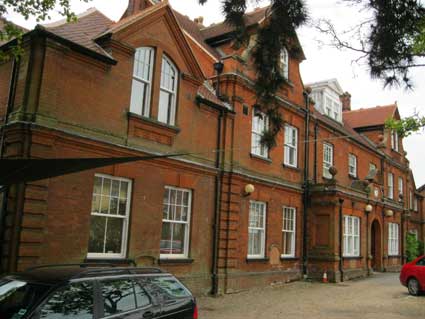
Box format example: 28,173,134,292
400,255,425,296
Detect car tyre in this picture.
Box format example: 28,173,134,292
407,278,420,296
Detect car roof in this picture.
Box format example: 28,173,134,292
6,265,167,286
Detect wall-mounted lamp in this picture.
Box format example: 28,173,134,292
385,209,394,217
365,204,373,213
244,184,255,196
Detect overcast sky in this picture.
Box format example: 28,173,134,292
7,0,425,186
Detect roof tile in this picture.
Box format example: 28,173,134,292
343,104,397,129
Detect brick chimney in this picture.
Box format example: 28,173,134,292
121,0,157,19
340,92,351,112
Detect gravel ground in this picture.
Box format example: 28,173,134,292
198,273,425,319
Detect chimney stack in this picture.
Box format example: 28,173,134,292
340,92,351,112
121,0,156,19
194,16,204,27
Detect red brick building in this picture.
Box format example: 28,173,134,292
0,0,423,294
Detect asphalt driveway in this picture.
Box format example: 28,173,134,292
198,273,425,319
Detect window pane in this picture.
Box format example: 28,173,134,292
91,195,100,214
118,199,127,216
41,282,93,319
88,215,106,254
134,283,150,308
93,177,102,195
248,229,262,256
102,179,111,196
104,218,124,254
171,223,185,254
158,90,171,124
148,276,190,298
120,182,129,199
160,223,172,254
102,280,136,316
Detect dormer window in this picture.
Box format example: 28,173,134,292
130,47,155,117
324,94,342,122
280,47,289,80
158,55,178,126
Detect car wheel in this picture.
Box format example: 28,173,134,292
407,278,420,296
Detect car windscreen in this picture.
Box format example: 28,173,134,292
0,279,50,319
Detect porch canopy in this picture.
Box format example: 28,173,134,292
0,153,187,190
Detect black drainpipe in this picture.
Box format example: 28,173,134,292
339,198,345,282
313,121,318,184
302,89,311,277
211,61,224,295
0,57,20,273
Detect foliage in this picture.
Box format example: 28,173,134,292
316,0,425,89
0,0,90,60
200,0,308,147
406,232,420,262
385,115,425,138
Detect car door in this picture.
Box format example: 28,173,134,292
99,278,158,319
30,281,95,319
415,257,425,289
140,276,194,319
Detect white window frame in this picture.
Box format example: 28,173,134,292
130,47,154,117
398,177,403,201
343,216,360,257
158,55,178,126
160,186,192,259
391,130,399,152
323,143,334,179
284,125,298,167
348,154,357,178
248,201,266,259
282,207,296,257
414,197,418,212
280,47,289,79
388,223,399,256
409,190,413,210
88,174,132,259
387,173,394,199
324,93,342,122
251,110,269,158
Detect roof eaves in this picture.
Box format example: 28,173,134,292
36,26,117,65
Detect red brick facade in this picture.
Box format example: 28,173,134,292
0,1,423,295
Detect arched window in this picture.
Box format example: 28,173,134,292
158,55,178,125
280,47,289,80
130,47,155,117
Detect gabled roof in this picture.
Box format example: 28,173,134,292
307,78,344,96
343,104,398,129
173,10,220,60
42,8,113,58
418,184,425,193
200,6,270,40
95,1,167,38
313,109,381,153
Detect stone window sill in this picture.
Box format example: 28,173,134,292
84,258,135,265
342,256,363,260
250,153,272,163
246,257,270,263
280,256,299,261
282,163,301,172
158,258,194,265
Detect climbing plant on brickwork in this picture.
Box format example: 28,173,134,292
200,0,425,144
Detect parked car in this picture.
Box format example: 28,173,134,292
0,264,198,319
400,255,425,296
